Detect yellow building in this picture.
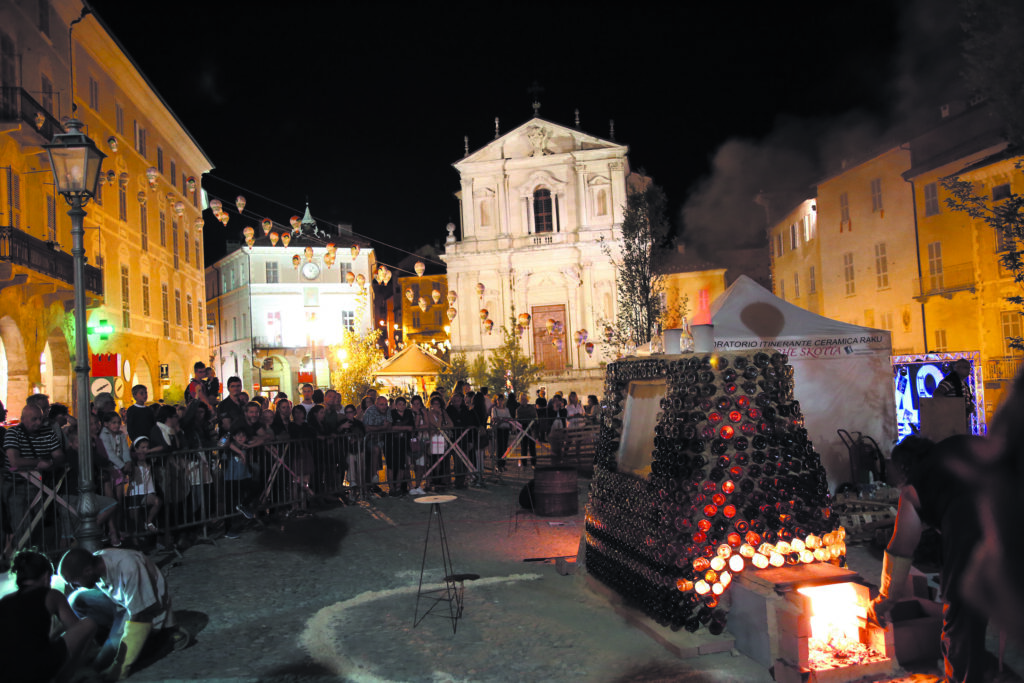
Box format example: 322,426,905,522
0,1,212,411
396,273,450,358
767,102,1022,424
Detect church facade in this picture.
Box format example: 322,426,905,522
443,117,639,397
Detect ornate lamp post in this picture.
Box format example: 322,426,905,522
44,118,106,551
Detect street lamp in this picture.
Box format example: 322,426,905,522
45,117,106,552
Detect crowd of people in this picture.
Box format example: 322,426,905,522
1,361,603,553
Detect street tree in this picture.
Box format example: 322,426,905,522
328,327,385,406
484,318,545,398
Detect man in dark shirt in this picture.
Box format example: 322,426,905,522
216,376,246,434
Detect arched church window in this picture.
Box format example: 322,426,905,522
533,188,553,233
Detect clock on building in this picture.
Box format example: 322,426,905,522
301,261,321,280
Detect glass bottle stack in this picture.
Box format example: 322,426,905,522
585,351,844,633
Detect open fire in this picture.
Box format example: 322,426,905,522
798,583,890,673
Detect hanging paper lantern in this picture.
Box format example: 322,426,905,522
304,246,314,263
193,217,204,231
218,213,230,226
261,218,273,235
480,309,489,321
137,191,146,205
431,288,441,304
447,291,457,305
236,195,246,213
447,307,457,321
210,198,222,214
281,232,291,247
242,226,255,240
145,167,158,188
546,318,556,333
174,201,186,217
118,172,129,188
107,136,118,153
518,312,531,326
585,341,595,356
484,319,494,333
245,236,255,248
356,273,366,288
419,297,429,312
414,261,425,277
383,268,392,285
554,338,564,352
290,216,301,231
575,330,584,346
326,242,336,256
476,282,485,298
345,270,355,284
553,320,564,335
292,254,301,268
351,245,360,260
578,328,589,344
405,288,415,303
106,169,116,185
186,176,196,194
269,232,280,246
324,252,336,268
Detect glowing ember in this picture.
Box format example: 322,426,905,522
797,583,889,672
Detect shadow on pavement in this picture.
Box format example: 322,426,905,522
256,659,336,681
254,515,349,557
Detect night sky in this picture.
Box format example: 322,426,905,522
87,1,966,269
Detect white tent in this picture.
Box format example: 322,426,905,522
710,275,895,491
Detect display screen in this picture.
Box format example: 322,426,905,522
616,379,667,476
892,353,983,439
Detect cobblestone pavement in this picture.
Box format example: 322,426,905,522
64,468,1021,683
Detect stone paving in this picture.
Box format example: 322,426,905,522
63,467,1022,683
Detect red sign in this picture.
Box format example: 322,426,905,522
297,371,314,384
91,353,119,378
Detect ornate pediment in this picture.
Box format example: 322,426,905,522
455,118,625,166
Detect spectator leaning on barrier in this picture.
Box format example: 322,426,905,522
361,395,393,493
3,403,65,543
125,385,155,443
216,377,246,434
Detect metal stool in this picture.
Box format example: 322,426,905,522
413,494,477,633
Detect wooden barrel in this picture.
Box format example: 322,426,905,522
533,466,578,517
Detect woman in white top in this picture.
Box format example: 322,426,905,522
566,391,586,428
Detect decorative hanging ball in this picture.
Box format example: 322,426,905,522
261,218,273,235
383,268,392,285
269,232,280,246
290,216,301,230
304,246,314,263
245,236,255,248
546,318,556,333
210,198,222,214
174,201,185,217
242,226,255,240
186,176,196,194
281,232,291,247
324,252,336,267
578,328,588,344
351,245,360,260
518,313,530,326
345,270,356,284
447,291,457,305
484,319,494,333
418,297,429,312
145,167,158,188
326,242,336,256
405,288,415,303
414,261,426,277
447,307,457,321
554,338,564,352
585,341,595,356
106,169,116,185
431,288,441,304
218,213,229,226
356,273,366,288
553,320,564,335
235,195,246,213
137,191,146,205
107,136,118,152
575,330,584,346
193,216,204,233
291,254,301,268
476,282,485,298
118,172,129,188
480,309,489,321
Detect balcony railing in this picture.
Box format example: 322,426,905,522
0,87,65,145
986,356,1024,381
913,262,975,299
0,226,103,295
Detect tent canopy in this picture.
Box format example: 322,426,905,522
711,276,895,491
374,343,449,377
